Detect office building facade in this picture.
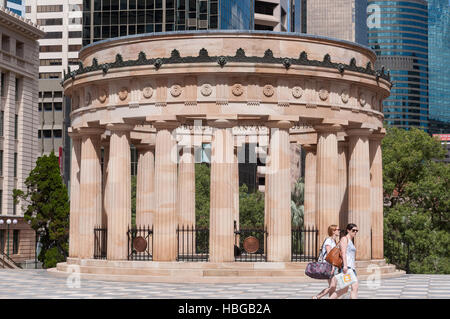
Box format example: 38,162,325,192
82,0,254,46
303,0,368,45
0,7,44,265
368,0,429,130
428,0,450,124
24,0,83,184
254,0,290,31
3,0,25,16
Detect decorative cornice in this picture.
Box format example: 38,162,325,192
62,48,391,84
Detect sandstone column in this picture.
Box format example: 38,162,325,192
153,120,179,261
177,145,196,254
303,144,316,258
106,124,132,260
78,128,103,259
209,119,235,262
136,144,155,227
233,146,239,233
102,143,109,229
370,132,385,260
347,129,372,260
265,120,293,262
68,132,81,258
315,125,341,247
338,142,349,229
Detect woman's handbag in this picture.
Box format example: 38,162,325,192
335,268,358,290
304,240,333,280
325,244,343,268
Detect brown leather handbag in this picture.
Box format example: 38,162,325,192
325,243,343,268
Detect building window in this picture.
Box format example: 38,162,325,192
0,150,3,176
15,77,20,103
14,152,17,178
68,31,82,38
25,6,31,13
40,59,62,66
0,229,4,253
43,32,63,39
68,45,82,52
1,35,10,52
54,102,62,111
0,111,3,136
39,73,61,79
68,58,79,66
14,114,18,139
12,230,19,254
37,5,63,13
37,18,63,26
0,72,5,97
39,45,62,53
15,41,24,58
43,130,51,138
53,130,62,138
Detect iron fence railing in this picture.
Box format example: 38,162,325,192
127,225,153,261
94,227,107,259
176,225,209,262
234,221,267,262
291,227,319,262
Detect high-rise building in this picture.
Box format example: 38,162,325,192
368,0,429,130
303,0,368,45
428,0,450,124
24,1,83,184
0,7,44,266
254,0,290,31
3,0,25,16
82,0,254,46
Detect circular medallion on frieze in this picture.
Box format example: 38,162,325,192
359,93,366,106
200,83,212,96
243,236,259,254
232,83,244,96
341,89,349,104
133,236,147,253
319,88,329,101
263,84,274,97
119,87,128,101
170,84,182,97
143,86,153,99
292,86,303,99
98,88,107,103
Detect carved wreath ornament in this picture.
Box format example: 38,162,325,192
263,85,274,97
292,86,303,98
98,88,107,103
232,84,244,96
200,83,212,96
143,86,153,99
119,87,128,101
341,89,349,104
170,84,182,97
359,93,366,106
319,88,329,101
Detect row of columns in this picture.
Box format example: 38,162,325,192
69,120,384,262
303,126,384,260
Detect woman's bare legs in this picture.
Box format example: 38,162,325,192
313,279,332,299
350,282,358,299
329,286,349,299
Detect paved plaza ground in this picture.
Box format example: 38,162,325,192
0,270,448,299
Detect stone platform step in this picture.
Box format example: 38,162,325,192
49,258,405,283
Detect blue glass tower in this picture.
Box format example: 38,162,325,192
368,0,429,130
428,0,450,124
5,0,24,16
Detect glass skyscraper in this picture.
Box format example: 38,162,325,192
428,0,450,124
368,0,429,130
4,0,25,16
82,0,254,46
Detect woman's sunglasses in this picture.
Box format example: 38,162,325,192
351,229,359,233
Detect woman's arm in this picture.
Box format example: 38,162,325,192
340,237,348,273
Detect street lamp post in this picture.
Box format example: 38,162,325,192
4,219,17,256
0,219,3,253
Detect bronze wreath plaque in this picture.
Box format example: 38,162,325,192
243,236,259,254
133,236,147,252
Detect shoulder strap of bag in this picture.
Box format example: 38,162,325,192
318,238,328,262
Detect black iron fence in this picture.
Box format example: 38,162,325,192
127,225,153,261
291,227,319,262
94,227,107,259
176,225,209,261
234,222,267,262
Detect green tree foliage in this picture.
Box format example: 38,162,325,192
382,127,449,274
13,152,69,268
291,178,305,228
131,175,137,227
239,184,265,229
195,163,210,228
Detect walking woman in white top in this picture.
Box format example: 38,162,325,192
312,225,340,299
329,223,359,299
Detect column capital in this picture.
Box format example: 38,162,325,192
314,124,343,133
106,123,134,132
153,120,180,130
77,127,104,137
266,120,294,129
207,119,237,128
369,129,386,141
346,128,374,137
68,127,82,139
302,144,317,152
